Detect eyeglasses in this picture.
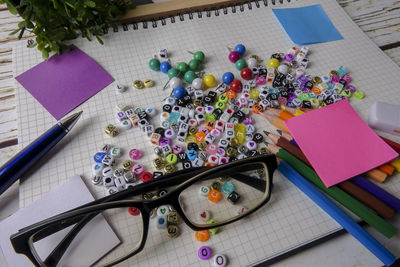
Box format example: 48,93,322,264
10,154,277,266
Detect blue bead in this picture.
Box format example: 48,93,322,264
173,86,186,99
160,61,171,74
187,149,198,161
221,181,235,196
94,152,107,163
287,101,296,108
168,112,180,123
222,72,234,84
234,44,246,55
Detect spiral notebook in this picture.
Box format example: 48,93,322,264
13,0,400,266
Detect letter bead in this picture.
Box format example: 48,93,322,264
122,160,133,172
107,186,118,195
92,163,103,175
167,211,179,224
132,163,144,175
156,215,168,229
198,246,212,260
166,224,180,238
110,147,121,158
198,210,211,221
105,124,118,137
103,176,115,188
124,171,136,183
91,175,103,185
157,205,170,217
200,185,210,196
195,230,210,242
141,171,153,182
208,189,222,203
114,176,127,191
213,254,227,267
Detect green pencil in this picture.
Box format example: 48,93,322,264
265,142,396,238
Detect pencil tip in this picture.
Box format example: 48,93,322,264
263,130,270,136
263,141,269,146
276,129,282,135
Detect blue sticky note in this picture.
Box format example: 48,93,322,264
272,4,343,45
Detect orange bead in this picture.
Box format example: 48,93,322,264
225,90,236,99
204,162,216,167
195,230,210,242
208,189,222,203
205,121,215,131
195,131,206,143
252,103,263,114
311,87,322,95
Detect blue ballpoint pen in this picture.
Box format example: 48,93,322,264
0,111,83,195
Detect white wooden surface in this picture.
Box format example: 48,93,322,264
0,1,399,266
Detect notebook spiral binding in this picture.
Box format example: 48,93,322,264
108,0,290,34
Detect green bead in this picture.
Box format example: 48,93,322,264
353,89,365,99
177,62,189,73
218,94,228,103
189,59,201,71
149,58,160,71
298,93,310,101
166,153,178,165
340,89,352,98
193,51,205,62
184,70,196,83
167,68,180,79
235,59,247,71
214,101,226,110
207,219,219,235
205,113,216,122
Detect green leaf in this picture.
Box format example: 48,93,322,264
9,28,21,35
4,0,18,15
42,49,49,59
85,1,96,8
95,35,104,45
18,21,26,29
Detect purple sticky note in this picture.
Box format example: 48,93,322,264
16,45,114,120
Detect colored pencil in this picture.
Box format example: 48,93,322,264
265,143,397,238
389,158,400,172
258,112,290,133
264,131,311,167
379,135,400,154
266,107,294,120
278,161,396,266
264,137,396,219
366,169,388,183
352,176,400,213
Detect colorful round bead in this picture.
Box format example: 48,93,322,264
189,59,201,71
160,61,171,73
198,246,212,260
203,74,216,88
193,51,205,62
129,149,141,160
228,51,240,63
222,72,234,84
177,62,189,73
229,80,243,93
173,86,186,99
234,44,246,55
240,67,253,80
167,68,180,79
184,70,196,83
149,58,160,71
235,59,247,70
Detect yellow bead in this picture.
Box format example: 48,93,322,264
267,58,280,68
203,74,216,88
133,80,145,89
186,135,196,143
143,79,154,88
249,88,259,99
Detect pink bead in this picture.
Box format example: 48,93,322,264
216,148,225,157
172,144,183,154
341,74,351,83
205,143,218,155
129,149,141,160
132,163,144,175
255,76,266,85
278,96,287,106
329,75,340,84
228,51,240,63
218,157,229,165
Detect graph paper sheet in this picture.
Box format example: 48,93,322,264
13,0,400,266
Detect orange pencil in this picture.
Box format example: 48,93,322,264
267,107,294,120
258,113,290,133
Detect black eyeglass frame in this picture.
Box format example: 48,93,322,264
10,154,277,267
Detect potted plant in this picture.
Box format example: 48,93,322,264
1,0,129,58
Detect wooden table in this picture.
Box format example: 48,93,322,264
0,1,399,266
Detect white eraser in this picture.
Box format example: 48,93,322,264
368,101,400,135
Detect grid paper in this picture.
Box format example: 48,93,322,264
13,0,400,266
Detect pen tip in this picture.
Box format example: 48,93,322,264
276,129,282,135
263,130,270,136
60,111,83,131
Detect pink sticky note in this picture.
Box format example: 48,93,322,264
16,45,114,120
284,100,398,187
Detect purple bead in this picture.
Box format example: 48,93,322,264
346,84,357,93
228,51,240,63
198,246,212,260
242,115,254,125
159,137,171,146
284,54,294,62
288,95,296,102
